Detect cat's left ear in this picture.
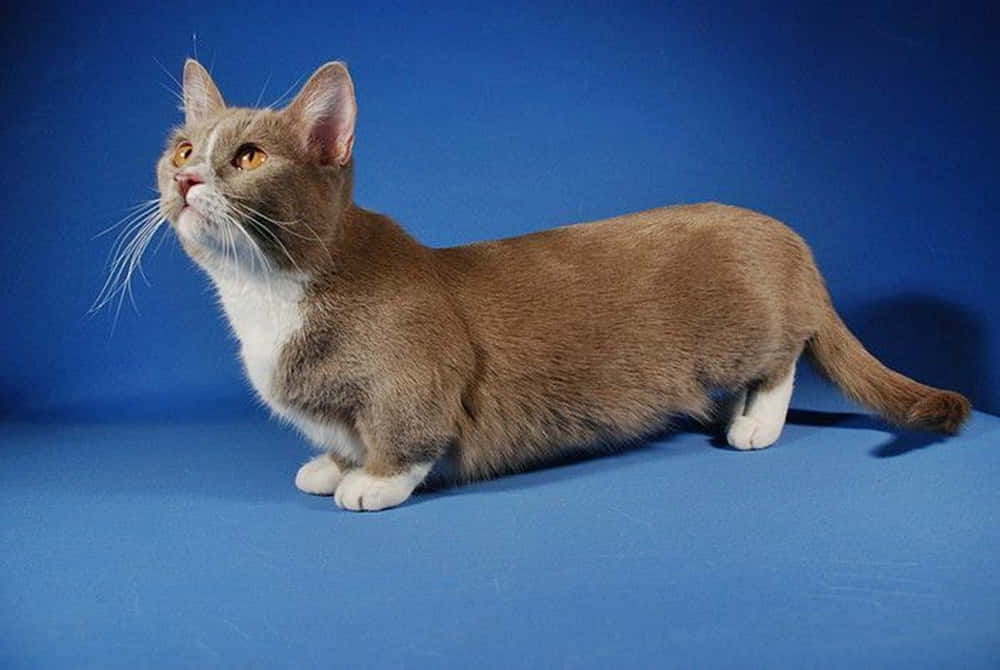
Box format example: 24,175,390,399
286,62,357,166
182,59,225,125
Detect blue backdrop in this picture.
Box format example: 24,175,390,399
2,1,996,420
3,3,999,668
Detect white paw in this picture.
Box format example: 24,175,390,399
294,455,345,495
333,465,429,512
726,415,782,450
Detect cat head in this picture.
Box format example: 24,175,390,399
156,59,357,275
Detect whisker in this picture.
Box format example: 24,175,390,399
268,72,306,109
228,199,334,269
95,200,160,239
255,71,273,108
222,211,236,271
228,199,311,237
223,206,271,275
242,216,303,273
153,55,183,92
91,204,167,333
160,81,185,110
105,214,157,271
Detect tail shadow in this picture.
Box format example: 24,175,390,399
784,409,949,458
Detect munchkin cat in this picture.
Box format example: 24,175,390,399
141,59,969,511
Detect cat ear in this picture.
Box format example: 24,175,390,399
286,62,357,166
182,59,225,125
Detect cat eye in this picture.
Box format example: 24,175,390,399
172,141,194,167
233,144,268,171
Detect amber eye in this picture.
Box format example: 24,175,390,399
233,144,268,171
172,141,193,167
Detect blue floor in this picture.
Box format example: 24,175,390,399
2,401,998,668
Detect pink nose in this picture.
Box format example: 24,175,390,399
174,172,204,199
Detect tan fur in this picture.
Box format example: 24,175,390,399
158,60,971,495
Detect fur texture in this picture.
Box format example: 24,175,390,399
152,60,971,511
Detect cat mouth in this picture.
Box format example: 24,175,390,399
177,204,205,229
179,199,206,217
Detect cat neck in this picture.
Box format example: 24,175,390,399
206,258,308,404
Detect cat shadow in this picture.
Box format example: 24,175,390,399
418,421,710,500
783,409,949,457
419,404,956,504
848,293,990,414
702,406,946,458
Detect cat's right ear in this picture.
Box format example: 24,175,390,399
285,62,357,166
182,59,225,126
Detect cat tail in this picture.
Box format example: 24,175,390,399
806,301,971,433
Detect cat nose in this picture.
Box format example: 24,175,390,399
174,172,204,200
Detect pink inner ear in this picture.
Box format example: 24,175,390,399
308,114,350,165
301,94,355,165
288,64,357,166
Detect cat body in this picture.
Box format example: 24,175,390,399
153,60,970,511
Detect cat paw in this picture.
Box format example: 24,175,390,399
334,470,415,511
726,415,782,450
295,455,345,495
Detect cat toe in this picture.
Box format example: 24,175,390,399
333,470,415,512
726,416,781,450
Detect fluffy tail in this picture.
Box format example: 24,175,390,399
806,302,971,433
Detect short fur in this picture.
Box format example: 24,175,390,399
153,60,971,510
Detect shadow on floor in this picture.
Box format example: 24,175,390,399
421,422,710,500
784,409,951,458
848,292,991,414
420,399,960,506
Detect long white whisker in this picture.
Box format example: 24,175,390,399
153,56,183,92
228,199,305,235
122,220,161,309
230,200,334,270
95,200,160,239
104,213,159,274
229,199,302,229
160,82,185,110
92,204,167,335
95,213,161,309
245,218,303,273
153,56,185,111
222,213,236,271
236,210,304,272
228,198,327,250
255,71,273,108
223,207,271,275
268,72,306,109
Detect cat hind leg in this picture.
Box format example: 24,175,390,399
727,360,796,450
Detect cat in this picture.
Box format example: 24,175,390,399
148,59,970,511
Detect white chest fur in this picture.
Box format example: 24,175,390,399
206,266,366,463
211,268,306,406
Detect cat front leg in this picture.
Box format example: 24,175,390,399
332,411,452,511
292,417,365,495
333,461,435,511
295,451,355,495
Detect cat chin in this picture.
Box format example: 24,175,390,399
177,207,222,249
175,208,223,258
174,210,272,275
176,206,204,234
